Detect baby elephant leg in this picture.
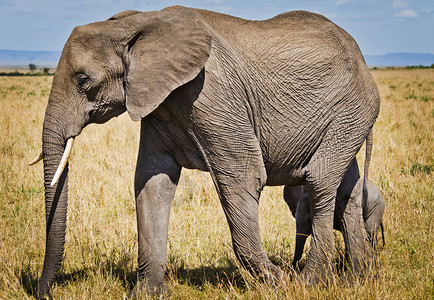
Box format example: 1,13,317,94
283,185,312,269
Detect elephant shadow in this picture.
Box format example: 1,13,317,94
173,250,349,290
19,266,39,297
20,256,138,297
20,246,351,296
166,255,247,290
20,255,245,296
20,267,90,297
277,240,352,275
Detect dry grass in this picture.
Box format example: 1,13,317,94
0,69,433,299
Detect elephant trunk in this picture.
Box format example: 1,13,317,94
38,111,70,298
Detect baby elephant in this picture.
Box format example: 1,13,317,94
284,159,385,269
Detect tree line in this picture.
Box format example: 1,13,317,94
0,64,53,76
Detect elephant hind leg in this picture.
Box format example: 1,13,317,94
192,103,282,282
341,178,374,278
300,176,338,285
301,125,372,285
219,180,282,281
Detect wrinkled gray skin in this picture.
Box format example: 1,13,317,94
284,158,385,269
37,6,380,298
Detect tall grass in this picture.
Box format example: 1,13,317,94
0,69,432,299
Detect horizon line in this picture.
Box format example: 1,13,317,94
1,49,434,56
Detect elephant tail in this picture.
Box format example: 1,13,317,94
362,129,373,205
363,128,373,182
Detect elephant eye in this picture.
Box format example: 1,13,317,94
77,74,90,89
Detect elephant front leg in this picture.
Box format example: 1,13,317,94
129,151,181,297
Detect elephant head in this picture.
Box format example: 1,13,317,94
33,10,211,297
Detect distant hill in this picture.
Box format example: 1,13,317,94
1,50,433,68
0,50,61,68
364,53,434,67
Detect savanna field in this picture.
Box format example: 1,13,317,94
0,69,432,299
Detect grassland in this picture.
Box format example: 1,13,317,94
0,69,433,299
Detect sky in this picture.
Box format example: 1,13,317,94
0,0,433,55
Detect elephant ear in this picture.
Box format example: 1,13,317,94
123,12,212,121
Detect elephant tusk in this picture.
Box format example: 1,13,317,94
50,138,74,187
29,151,43,166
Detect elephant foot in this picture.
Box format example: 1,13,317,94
244,258,284,284
343,228,375,281
346,252,377,284
300,271,335,287
300,260,335,286
259,263,283,285
127,279,169,299
350,253,372,276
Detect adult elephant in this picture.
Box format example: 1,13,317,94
30,6,380,298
